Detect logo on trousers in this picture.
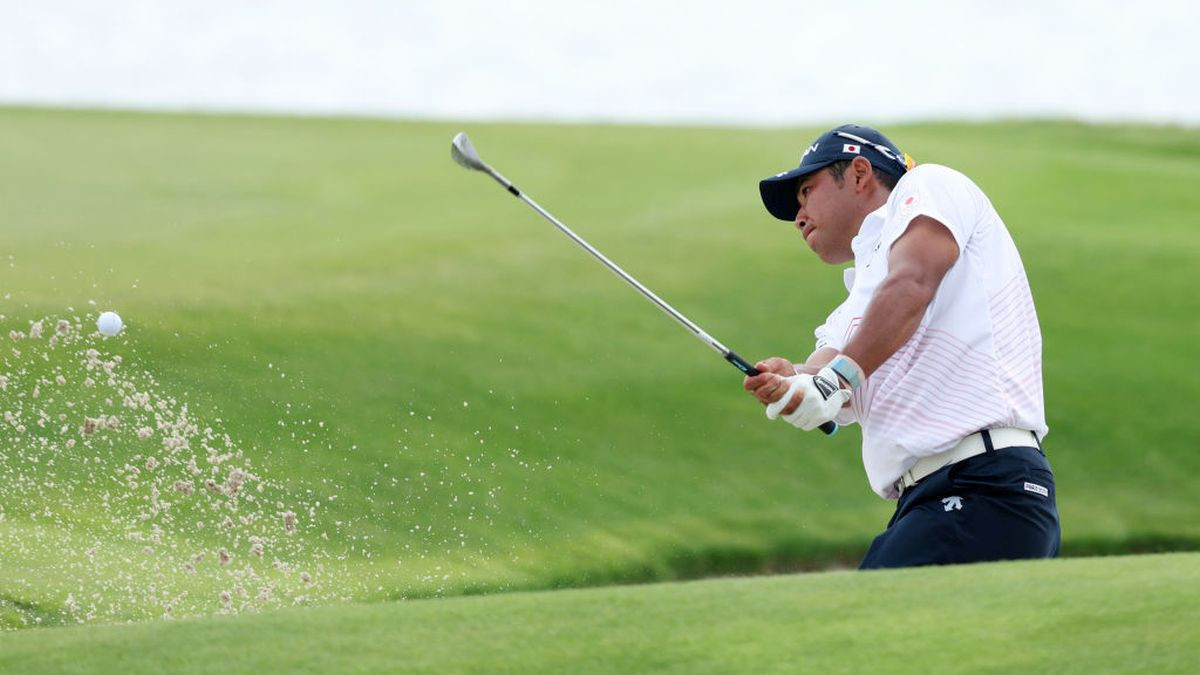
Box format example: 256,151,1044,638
1024,482,1049,497
942,496,963,511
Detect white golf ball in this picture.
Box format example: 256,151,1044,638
97,311,124,337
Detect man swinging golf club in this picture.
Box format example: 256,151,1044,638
746,124,1060,568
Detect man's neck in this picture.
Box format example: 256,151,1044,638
849,187,892,239
862,186,891,218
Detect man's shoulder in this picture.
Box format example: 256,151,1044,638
896,163,976,191
881,163,996,248
888,163,986,216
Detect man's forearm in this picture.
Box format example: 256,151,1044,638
837,215,958,379
840,273,935,377
802,347,840,371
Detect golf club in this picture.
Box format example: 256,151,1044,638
451,132,837,436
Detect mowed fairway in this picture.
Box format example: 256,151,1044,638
1,553,1196,673
1,108,1199,629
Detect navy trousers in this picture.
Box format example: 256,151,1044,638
859,444,1060,569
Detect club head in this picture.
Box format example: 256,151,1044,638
451,132,487,172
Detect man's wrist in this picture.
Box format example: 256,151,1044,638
827,354,865,390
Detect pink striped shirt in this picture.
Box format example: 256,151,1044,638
814,164,1047,499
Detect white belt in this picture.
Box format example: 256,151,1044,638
896,427,1040,494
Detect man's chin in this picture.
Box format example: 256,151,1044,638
816,251,854,264
814,248,852,265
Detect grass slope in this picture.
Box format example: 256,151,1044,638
1,553,1197,673
1,109,1198,625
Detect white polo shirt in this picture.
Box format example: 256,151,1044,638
814,164,1048,499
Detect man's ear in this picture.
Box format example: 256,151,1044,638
851,156,873,190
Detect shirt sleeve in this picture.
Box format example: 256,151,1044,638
880,165,981,253
814,320,833,352
814,300,848,352
815,311,859,428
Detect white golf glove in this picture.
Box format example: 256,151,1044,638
764,367,851,431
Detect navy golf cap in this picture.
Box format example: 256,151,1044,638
759,124,912,221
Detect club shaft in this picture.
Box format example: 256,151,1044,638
471,156,836,436
497,176,733,358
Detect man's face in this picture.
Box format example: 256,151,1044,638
793,167,862,265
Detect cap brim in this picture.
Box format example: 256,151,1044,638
759,163,824,221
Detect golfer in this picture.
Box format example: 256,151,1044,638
745,124,1060,568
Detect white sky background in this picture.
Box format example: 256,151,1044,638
1,0,1198,126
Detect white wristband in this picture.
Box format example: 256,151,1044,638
827,354,865,390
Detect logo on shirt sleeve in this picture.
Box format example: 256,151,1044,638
899,193,921,216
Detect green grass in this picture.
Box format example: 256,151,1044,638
1,553,1196,673
1,108,1198,627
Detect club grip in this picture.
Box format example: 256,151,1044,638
726,351,838,436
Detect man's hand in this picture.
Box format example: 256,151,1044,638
744,358,849,430
772,367,851,430
743,354,831,413
755,357,797,377
743,357,797,407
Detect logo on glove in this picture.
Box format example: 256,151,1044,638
764,367,851,431
812,373,841,401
